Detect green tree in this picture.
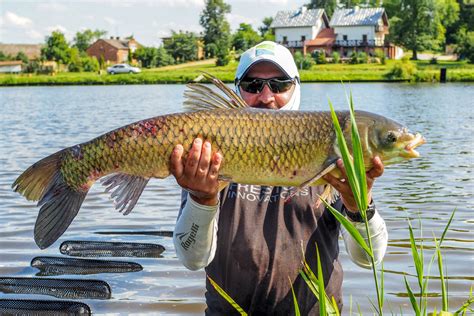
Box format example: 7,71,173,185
388,0,438,59
73,29,107,52
68,47,83,72
258,17,275,41
155,46,174,67
434,0,460,48
200,0,231,59
456,29,474,63
164,31,198,63
306,0,337,17
232,23,262,52
41,31,71,64
15,51,29,64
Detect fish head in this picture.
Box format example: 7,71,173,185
354,111,426,166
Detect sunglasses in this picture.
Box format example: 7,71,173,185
238,77,296,94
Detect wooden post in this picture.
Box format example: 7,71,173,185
440,68,447,83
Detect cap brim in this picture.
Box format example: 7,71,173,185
237,59,293,81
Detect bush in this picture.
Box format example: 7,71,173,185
311,50,326,64
386,58,416,80
430,57,438,64
374,49,386,64
331,52,340,64
82,56,99,72
350,51,368,64
456,30,474,63
293,51,314,70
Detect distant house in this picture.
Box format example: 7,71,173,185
86,37,141,64
330,7,402,59
0,61,22,73
0,44,42,60
270,7,330,54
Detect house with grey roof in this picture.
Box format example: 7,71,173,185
330,7,402,59
270,6,329,53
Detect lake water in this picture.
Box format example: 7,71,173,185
0,83,473,314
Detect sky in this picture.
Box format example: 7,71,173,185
0,0,307,47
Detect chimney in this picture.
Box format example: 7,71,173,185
116,36,120,40
110,36,114,39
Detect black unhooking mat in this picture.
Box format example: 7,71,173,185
0,299,91,315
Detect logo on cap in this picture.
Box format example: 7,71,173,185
255,42,275,57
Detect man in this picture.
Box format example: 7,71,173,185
170,41,388,315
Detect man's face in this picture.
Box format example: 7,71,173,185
238,61,295,110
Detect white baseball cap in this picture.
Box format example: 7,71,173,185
235,41,299,82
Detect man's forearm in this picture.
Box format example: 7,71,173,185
173,193,219,270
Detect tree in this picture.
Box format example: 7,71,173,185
134,46,174,68
306,0,337,17
388,0,438,59
41,31,71,64
73,29,107,52
434,0,460,48
232,23,262,52
164,31,198,63
15,51,29,64
200,0,231,60
258,17,275,41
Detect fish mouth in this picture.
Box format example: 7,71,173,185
401,133,426,158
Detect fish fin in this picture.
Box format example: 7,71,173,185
184,72,248,111
12,149,87,249
101,173,149,215
217,181,229,192
286,161,338,202
12,149,66,201
315,185,338,208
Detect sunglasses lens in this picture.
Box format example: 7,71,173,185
240,80,263,94
268,80,294,93
239,78,294,94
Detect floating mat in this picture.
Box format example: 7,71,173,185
0,277,111,299
0,299,91,315
31,256,143,276
95,230,173,237
60,240,165,258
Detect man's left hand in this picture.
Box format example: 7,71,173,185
322,156,384,212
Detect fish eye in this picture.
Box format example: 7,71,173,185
386,131,397,143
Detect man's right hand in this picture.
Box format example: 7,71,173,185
170,138,222,206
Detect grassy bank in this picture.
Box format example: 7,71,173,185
1,59,473,86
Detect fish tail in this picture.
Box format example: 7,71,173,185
12,150,87,249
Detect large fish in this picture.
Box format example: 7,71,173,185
12,75,425,249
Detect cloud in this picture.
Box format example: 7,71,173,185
226,13,259,30
3,11,33,28
37,2,68,12
26,29,43,40
46,24,68,33
104,17,117,25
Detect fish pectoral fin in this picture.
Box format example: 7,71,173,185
286,161,338,202
101,173,150,215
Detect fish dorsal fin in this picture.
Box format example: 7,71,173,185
101,173,149,215
184,72,248,111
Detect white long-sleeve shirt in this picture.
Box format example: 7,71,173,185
174,190,388,271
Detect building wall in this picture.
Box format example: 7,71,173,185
0,65,22,73
87,40,120,63
334,25,384,42
275,26,314,42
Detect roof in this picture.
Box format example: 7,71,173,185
330,8,387,26
0,44,42,60
0,60,23,66
271,7,327,28
305,28,335,47
101,39,131,50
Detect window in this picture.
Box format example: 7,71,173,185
343,35,348,41
362,34,367,42
283,36,287,43
301,35,306,42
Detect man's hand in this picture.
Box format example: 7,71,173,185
170,138,222,206
322,156,384,212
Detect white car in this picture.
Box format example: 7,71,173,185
107,64,141,74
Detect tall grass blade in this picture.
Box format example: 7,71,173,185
434,236,448,311
440,209,456,246
328,99,361,204
404,276,421,315
348,92,368,212
454,287,473,315
408,219,424,290
316,246,327,316
331,297,341,316
322,200,372,256
288,276,301,316
207,275,248,316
